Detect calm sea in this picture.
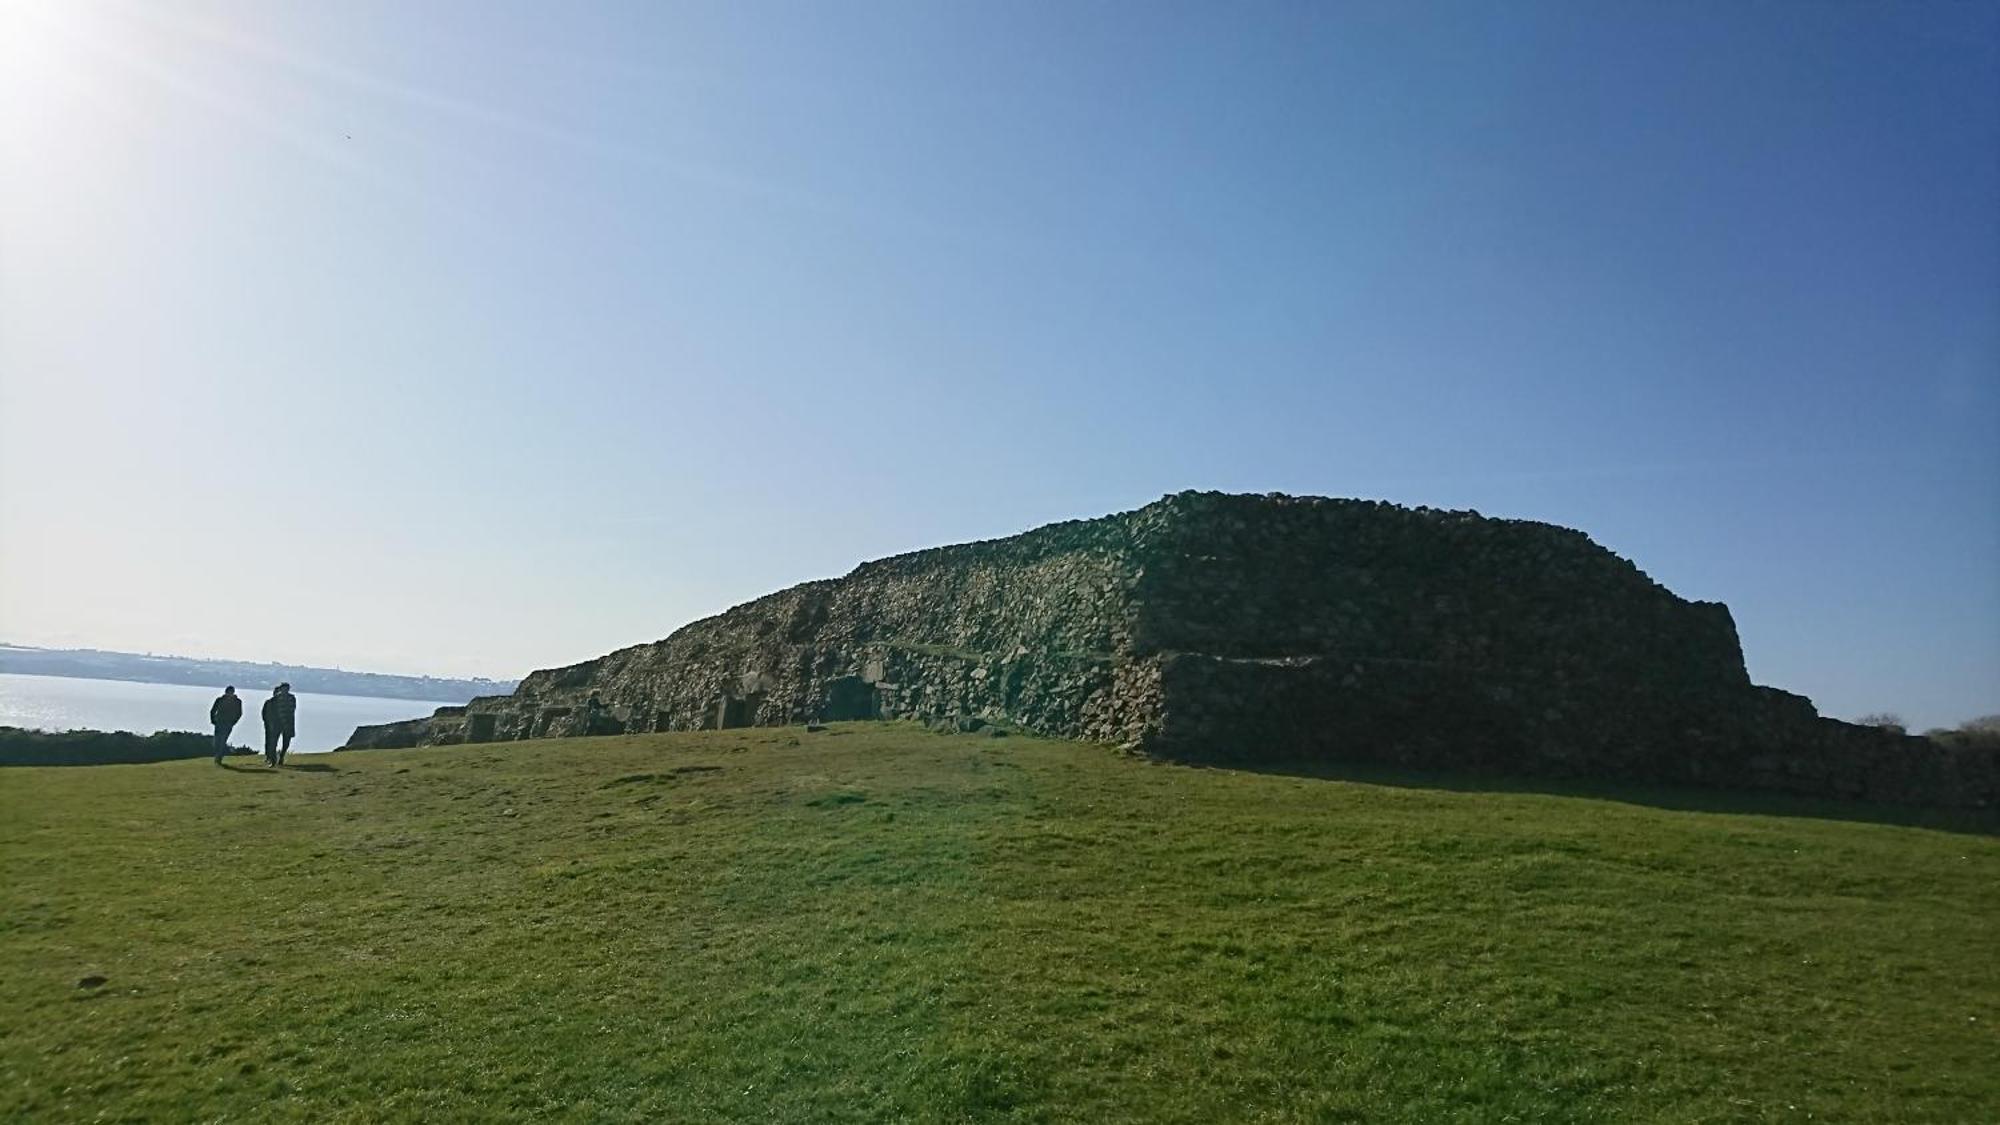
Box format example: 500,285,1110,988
0,672,454,754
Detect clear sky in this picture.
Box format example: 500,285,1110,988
1,1,1995,728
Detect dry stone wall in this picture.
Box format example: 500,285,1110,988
1126,493,1747,691
345,491,1996,809
352,509,1151,749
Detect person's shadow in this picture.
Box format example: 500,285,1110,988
218,761,278,775
218,759,338,773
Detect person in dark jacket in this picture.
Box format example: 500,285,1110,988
209,686,242,764
261,683,298,766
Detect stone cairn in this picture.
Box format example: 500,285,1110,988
346,491,1995,809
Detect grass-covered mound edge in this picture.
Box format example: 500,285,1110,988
0,726,250,767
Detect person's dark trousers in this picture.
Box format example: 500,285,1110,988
213,722,234,762
276,732,292,766
264,726,280,766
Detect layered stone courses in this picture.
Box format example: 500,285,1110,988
346,491,1995,808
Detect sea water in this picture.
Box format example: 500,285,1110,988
0,672,454,754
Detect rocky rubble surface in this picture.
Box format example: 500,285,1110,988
344,491,1993,808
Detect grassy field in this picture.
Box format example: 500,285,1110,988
1,724,1994,1123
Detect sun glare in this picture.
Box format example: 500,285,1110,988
0,0,100,135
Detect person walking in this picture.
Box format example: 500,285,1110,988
209,686,242,764
261,683,298,767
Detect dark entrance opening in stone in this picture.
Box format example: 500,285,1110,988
715,695,755,730
822,675,880,722
537,707,571,738
467,713,498,744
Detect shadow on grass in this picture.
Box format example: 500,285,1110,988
1190,757,2000,837
218,761,280,775
284,763,339,774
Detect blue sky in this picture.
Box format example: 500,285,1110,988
1,1,1994,728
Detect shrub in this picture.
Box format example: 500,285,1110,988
1854,712,1907,735
1929,714,2000,753
0,727,247,767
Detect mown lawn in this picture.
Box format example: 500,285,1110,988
1,724,1994,1122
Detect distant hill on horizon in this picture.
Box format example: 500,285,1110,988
0,643,516,704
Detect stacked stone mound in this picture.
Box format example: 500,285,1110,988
345,492,1996,808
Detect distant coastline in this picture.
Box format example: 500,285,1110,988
0,643,516,704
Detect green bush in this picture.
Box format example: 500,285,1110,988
1929,715,2000,753
1854,711,1907,735
0,727,247,767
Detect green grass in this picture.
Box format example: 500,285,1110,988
1,725,1994,1122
